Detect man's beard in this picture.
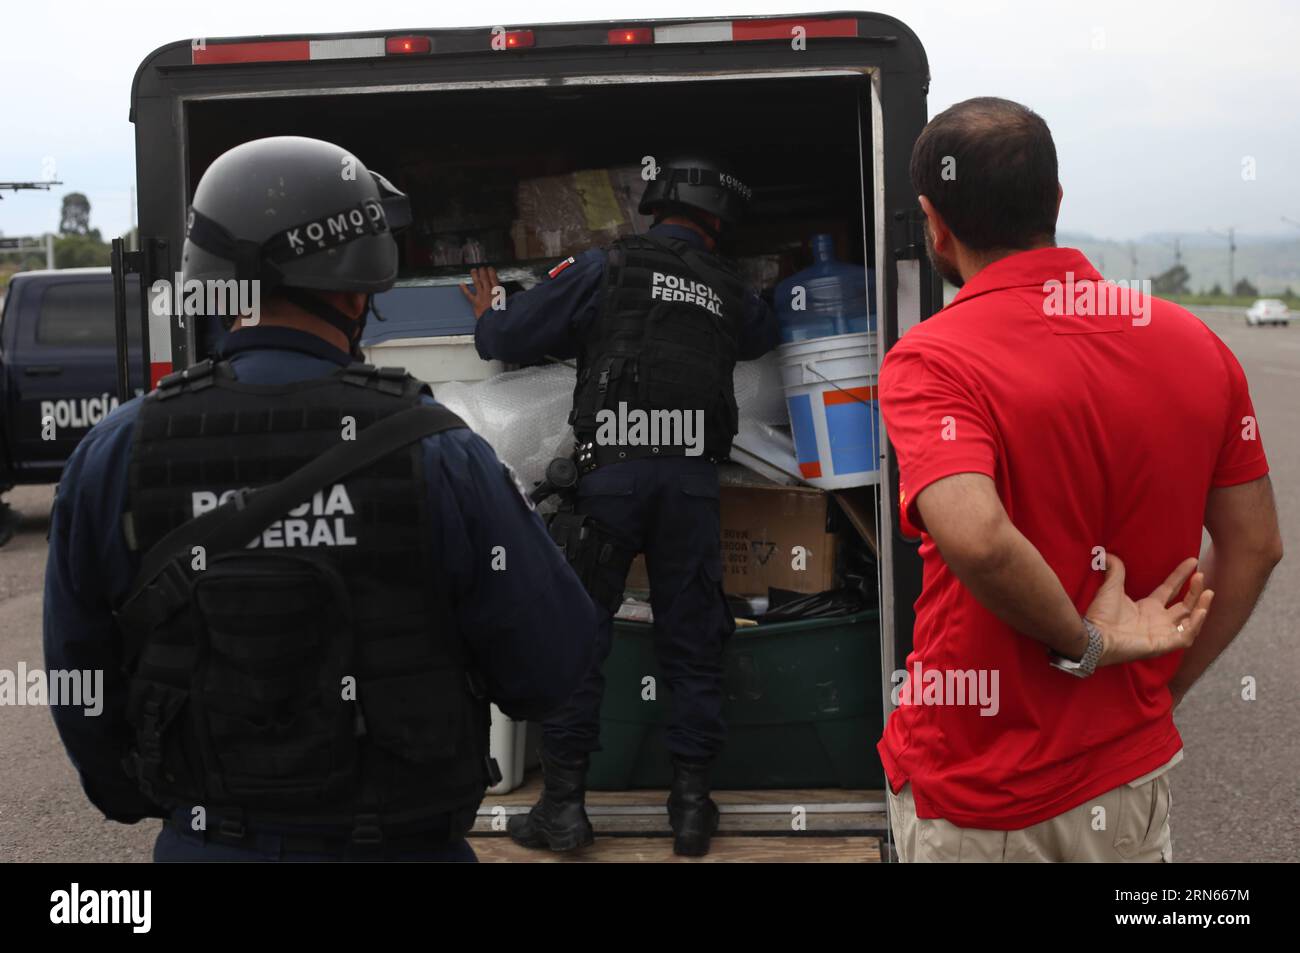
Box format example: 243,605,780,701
925,228,964,288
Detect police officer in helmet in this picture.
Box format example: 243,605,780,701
465,155,779,856
44,136,599,862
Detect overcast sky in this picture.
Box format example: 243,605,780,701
2,0,1297,242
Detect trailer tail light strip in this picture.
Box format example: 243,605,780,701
191,40,310,65
731,17,858,41
189,18,862,65
147,306,172,388
651,18,857,45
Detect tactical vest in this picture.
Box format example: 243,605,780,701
118,360,492,841
570,234,747,469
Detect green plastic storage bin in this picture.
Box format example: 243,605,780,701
587,609,884,790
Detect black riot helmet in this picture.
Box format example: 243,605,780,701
638,155,753,237
182,136,412,350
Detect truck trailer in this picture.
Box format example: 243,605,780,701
117,10,941,861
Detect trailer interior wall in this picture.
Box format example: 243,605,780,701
185,73,873,279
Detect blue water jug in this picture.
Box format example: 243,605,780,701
774,234,875,344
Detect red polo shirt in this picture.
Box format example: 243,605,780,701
878,247,1269,829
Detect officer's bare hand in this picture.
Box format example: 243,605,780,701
460,266,501,319
1085,554,1214,667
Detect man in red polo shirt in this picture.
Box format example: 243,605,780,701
880,97,1282,862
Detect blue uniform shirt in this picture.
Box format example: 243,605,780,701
43,326,599,824
475,223,779,364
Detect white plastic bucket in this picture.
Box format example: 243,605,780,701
776,331,880,490
488,704,528,794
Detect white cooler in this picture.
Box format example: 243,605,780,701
361,334,502,385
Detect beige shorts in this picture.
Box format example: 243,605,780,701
887,775,1174,863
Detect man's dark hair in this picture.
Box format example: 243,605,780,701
910,97,1059,251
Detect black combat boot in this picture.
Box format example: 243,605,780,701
667,757,720,857
507,748,595,852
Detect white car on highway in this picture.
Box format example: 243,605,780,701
1246,298,1291,326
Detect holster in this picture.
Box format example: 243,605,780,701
544,500,636,616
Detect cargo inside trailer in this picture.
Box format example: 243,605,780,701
187,72,872,302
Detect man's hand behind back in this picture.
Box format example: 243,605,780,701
1086,554,1214,666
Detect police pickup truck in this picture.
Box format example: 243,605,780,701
0,268,142,544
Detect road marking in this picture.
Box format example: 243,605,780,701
1258,364,1300,378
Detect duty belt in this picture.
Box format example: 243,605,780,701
574,439,724,475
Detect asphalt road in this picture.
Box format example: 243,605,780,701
0,306,1295,863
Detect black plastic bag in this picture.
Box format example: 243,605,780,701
756,586,868,624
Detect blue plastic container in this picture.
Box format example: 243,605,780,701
775,234,875,344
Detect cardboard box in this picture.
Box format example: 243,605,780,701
626,483,837,597
512,165,653,260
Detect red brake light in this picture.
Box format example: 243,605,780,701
386,36,431,55
608,27,654,45
499,29,535,49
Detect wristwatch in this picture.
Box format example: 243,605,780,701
1050,617,1104,678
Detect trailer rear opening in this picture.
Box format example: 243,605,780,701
124,14,939,861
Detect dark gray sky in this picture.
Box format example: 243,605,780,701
2,0,1297,241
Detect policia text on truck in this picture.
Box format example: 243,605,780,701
0,269,144,546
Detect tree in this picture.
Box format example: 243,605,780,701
59,192,91,236
1209,283,1223,297
1151,264,1190,296
53,234,110,268
1233,278,1258,299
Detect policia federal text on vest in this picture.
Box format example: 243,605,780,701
571,234,747,473
113,360,497,846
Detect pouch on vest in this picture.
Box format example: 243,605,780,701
189,552,358,804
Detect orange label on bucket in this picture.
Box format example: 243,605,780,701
823,385,877,406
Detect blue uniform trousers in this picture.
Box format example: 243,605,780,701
542,456,735,761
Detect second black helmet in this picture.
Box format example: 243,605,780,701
638,156,752,228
